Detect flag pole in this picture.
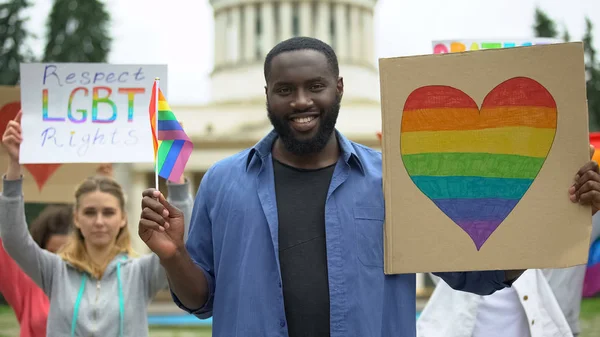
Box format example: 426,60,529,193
154,77,159,191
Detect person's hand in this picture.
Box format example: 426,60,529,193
96,163,113,177
570,145,600,214
2,111,22,163
138,188,185,260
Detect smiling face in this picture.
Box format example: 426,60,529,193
74,190,126,249
266,49,343,155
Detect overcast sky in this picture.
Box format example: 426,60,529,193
22,0,600,105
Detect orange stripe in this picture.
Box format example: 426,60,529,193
401,106,557,132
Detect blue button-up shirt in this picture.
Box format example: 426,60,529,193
173,130,508,337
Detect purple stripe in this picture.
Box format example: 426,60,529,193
453,219,503,250
431,198,518,222
583,264,600,297
158,130,190,141
431,198,519,250
168,141,193,182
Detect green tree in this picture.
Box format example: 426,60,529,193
533,7,558,38
583,17,600,131
562,25,571,42
43,0,112,62
533,8,600,131
0,0,34,85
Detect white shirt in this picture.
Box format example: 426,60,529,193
472,286,531,337
417,269,573,337
541,213,600,336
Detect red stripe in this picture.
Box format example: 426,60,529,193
482,77,556,108
403,86,478,110
149,82,158,158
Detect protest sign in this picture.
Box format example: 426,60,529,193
432,38,561,54
379,43,590,273
0,86,100,202
19,63,167,163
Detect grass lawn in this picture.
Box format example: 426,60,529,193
0,297,599,336
580,297,600,337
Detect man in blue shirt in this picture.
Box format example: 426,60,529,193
138,37,600,337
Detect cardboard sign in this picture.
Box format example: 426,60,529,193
379,43,591,274
432,38,561,54
19,63,167,164
0,86,101,202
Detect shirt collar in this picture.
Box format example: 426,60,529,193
245,129,365,174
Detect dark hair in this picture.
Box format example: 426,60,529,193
264,36,339,81
29,204,73,249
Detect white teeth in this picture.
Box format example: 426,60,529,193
292,116,316,124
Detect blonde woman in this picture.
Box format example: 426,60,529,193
0,111,194,336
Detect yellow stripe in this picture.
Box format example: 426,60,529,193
401,126,555,157
158,100,170,111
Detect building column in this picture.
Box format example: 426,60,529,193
299,1,311,37
261,2,276,56
243,4,256,62
215,11,227,68
362,9,374,66
315,2,330,44
349,6,361,63
214,11,221,68
228,7,241,64
278,1,293,42
334,3,348,61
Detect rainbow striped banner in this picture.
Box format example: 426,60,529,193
149,80,193,183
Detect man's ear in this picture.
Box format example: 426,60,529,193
337,77,344,98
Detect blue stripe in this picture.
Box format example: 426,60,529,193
71,275,87,336
158,119,183,131
588,238,600,267
410,176,533,199
117,258,125,337
159,139,184,179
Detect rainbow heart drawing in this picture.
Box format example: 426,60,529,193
400,77,557,250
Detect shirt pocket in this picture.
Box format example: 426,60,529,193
354,207,385,268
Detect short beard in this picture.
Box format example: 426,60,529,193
267,95,341,155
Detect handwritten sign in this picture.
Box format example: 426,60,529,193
19,63,168,164
432,38,561,54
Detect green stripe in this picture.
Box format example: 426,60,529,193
158,109,177,120
157,140,173,171
401,152,546,179
411,176,533,199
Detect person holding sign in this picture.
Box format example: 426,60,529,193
138,37,600,337
0,111,194,337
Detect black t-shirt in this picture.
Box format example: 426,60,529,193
273,158,336,337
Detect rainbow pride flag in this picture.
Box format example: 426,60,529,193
149,81,193,183
583,237,600,297
400,77,557,250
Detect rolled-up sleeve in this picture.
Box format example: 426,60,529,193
171,260,215,319
170,171,215,319
432,270,508,295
